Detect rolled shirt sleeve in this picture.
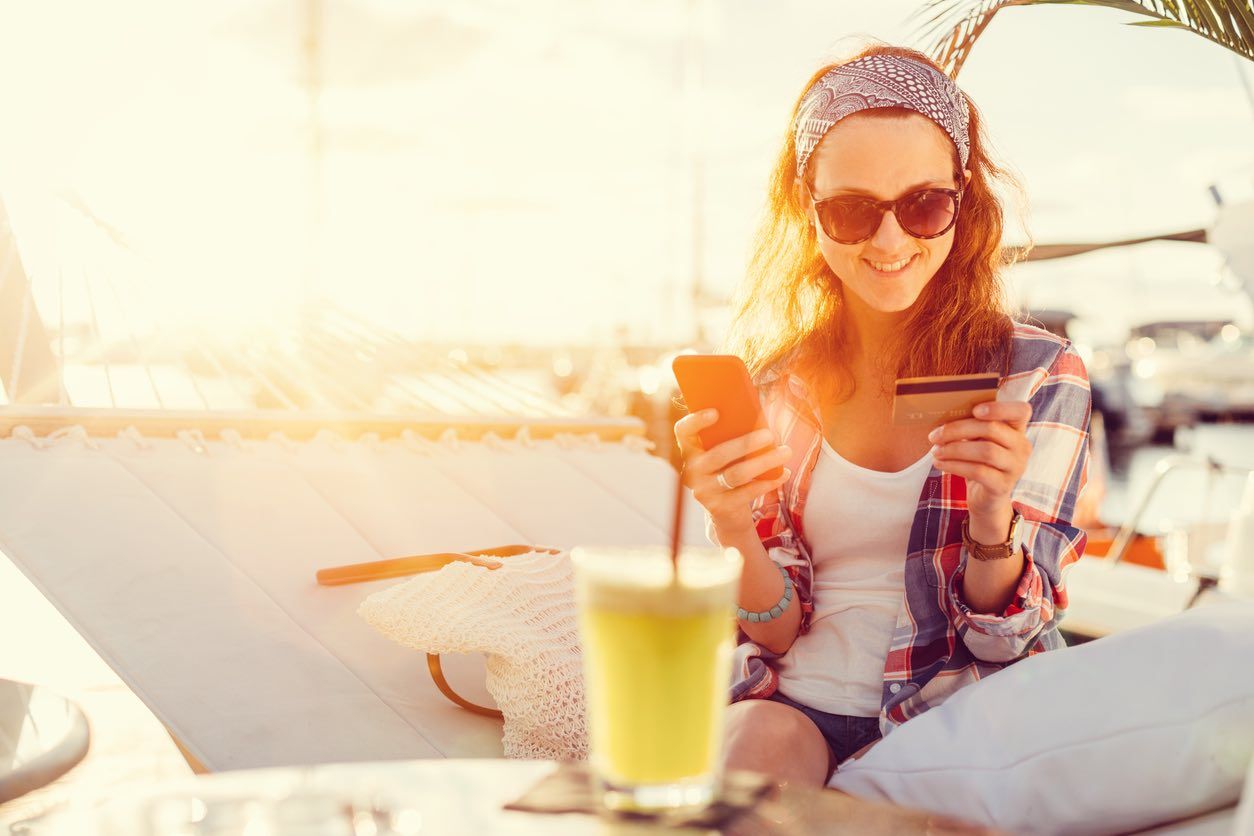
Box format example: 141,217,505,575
706,503,813,632
715,498,813,701
947,341,1092,662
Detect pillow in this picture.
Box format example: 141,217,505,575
358,550,587,761
1236,750,1254,834
830,602,1254,835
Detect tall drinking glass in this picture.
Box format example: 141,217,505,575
570,545,743,812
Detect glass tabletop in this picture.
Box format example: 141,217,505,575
0,679,90,804
15,760,992,835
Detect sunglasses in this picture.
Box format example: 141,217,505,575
806,184,963,245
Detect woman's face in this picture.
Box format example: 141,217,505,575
804,111,970,314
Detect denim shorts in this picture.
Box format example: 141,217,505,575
767,690,882,770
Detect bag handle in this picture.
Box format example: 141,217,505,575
427,654,504,719
315,544,559,586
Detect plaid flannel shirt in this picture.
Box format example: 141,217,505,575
721,322,1091,734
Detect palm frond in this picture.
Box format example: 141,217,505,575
918,0,1254,78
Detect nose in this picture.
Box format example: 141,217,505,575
868,207,911,253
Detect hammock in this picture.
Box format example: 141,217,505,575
0,420,706,772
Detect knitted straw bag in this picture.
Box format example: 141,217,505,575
358,549,588,760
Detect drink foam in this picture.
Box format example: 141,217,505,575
571,546,742,615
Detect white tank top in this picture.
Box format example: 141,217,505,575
775,437,932,717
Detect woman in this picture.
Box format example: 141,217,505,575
674,45,1090,789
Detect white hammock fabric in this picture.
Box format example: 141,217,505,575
0,426,705,771
359,550,586,761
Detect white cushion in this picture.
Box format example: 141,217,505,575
1236,751,1254,835
830,603,1254,835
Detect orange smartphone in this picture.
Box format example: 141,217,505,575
671,354,784,480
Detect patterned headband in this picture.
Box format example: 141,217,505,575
793,54,971,179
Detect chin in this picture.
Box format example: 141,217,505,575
859,290,926,314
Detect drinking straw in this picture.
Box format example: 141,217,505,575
668,461,684,578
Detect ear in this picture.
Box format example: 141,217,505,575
793,177,813,211
962,168,972,188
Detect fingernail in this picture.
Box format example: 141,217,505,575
928,428,941,443
780,445,792,457
782,468,792,480
703,409,718,419
974,404,989,417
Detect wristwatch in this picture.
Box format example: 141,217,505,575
962,512,1022,561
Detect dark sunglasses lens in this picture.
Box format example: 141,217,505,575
819,199,882,243
898,191,957,237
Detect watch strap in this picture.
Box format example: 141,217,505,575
962,513,1020,561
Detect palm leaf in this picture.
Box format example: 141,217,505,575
918,0,1254,77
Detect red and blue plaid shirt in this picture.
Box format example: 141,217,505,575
723,322,1091,733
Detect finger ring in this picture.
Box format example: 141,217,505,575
717,471,735,491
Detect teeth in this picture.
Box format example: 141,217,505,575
869,256,913,273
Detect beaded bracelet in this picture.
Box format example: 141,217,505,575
737,565,794,623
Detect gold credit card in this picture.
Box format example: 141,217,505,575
892,373,1001,427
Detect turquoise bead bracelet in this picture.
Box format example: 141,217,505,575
737,565,794,623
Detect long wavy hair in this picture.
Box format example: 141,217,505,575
725,44,1022,403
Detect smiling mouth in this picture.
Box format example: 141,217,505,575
864,254,917,275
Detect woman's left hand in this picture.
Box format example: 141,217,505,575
928,401,1032,519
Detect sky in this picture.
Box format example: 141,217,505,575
0,0,1251,345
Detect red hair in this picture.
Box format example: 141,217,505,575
725,44,1022,401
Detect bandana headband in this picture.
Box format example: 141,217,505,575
793,55,970,179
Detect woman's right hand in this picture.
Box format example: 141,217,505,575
674,409,792,536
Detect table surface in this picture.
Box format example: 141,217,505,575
21,759,993,835
0,679,90,806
